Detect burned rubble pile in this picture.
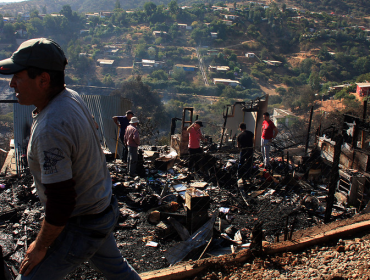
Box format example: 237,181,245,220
0,144,367,279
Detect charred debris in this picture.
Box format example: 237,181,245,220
1,96,370,278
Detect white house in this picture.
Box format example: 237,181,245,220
213,78,240,87
245,53,255,58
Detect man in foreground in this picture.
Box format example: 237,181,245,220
124,116,140,177
237,122,254,180
0,38,140,280
113,110,134,162
261,112,278,168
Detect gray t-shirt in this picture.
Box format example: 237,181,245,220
27,88,112,216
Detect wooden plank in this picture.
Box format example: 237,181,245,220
0,149,14,176
140,249,252,280
265,217,370,254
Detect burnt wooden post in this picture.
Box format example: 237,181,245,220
324,134,343,223
305,106,314,155
361,100,367,148
219,106,229,149
0,245,5,280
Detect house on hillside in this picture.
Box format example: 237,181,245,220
178,24,192,30
207,49,219,56
328,84,352,93
356,83,370,97
80,30,90,35
153,31,168,37
100,12,113,18
224,14,238,21
208,66,230,72
263,60,282,66
97,59,115,67
85,13,99,18
135,59,165,69
210,32,218,38
15,29,27,37
175,64,198,71
222,20,233,26
18,12,30,21
3,17,16,23
272,109,298,128
245,53,255,58
213,78,240,87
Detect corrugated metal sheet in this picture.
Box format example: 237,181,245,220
13,104,34,173
13,94,131,174
81,95,132,156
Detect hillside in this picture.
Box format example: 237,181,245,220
0,0,370,15
0,0,186,14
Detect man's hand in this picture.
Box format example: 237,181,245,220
19,241,48,276
19,219,64,276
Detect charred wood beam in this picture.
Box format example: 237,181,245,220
265,218,370,255
0,206,26,221
305,106,314,155
0,245,5,280
324,134,343,223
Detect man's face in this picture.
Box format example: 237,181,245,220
127,113,134,121
263,115,269,121
10,70,41,106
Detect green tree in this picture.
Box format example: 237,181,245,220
150,70,168,80
60,5,73,20
300,58,313,74
308,71,321,91
111,76,167,128
144,2,157,17
30,9,39,19
3,23,15,38
172,66,186,82
103,74,115,87
168,0,179,15
115,0,121,9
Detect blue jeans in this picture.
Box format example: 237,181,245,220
238,149,253,179
17,196,141,280
261,138,271,167
120,137,128,162
127,146,138,176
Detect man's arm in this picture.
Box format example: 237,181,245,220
273,127,279,139
187,123,194,132
112,116,121,127
133,129,140,146
20,178,76,276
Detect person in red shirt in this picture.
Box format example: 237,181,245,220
187,120,206,170
261,112,278,168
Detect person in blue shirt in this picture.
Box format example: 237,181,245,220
113,110,134,162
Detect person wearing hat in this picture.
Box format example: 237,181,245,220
112,110,134,162
187,120,206,170
124,116,140,177
0,38,141,280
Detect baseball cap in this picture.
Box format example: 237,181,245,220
126,110,134,115
0,38,67,75
129,117,139,124
195,120,203,127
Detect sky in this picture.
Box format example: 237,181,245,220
0,0,27,3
